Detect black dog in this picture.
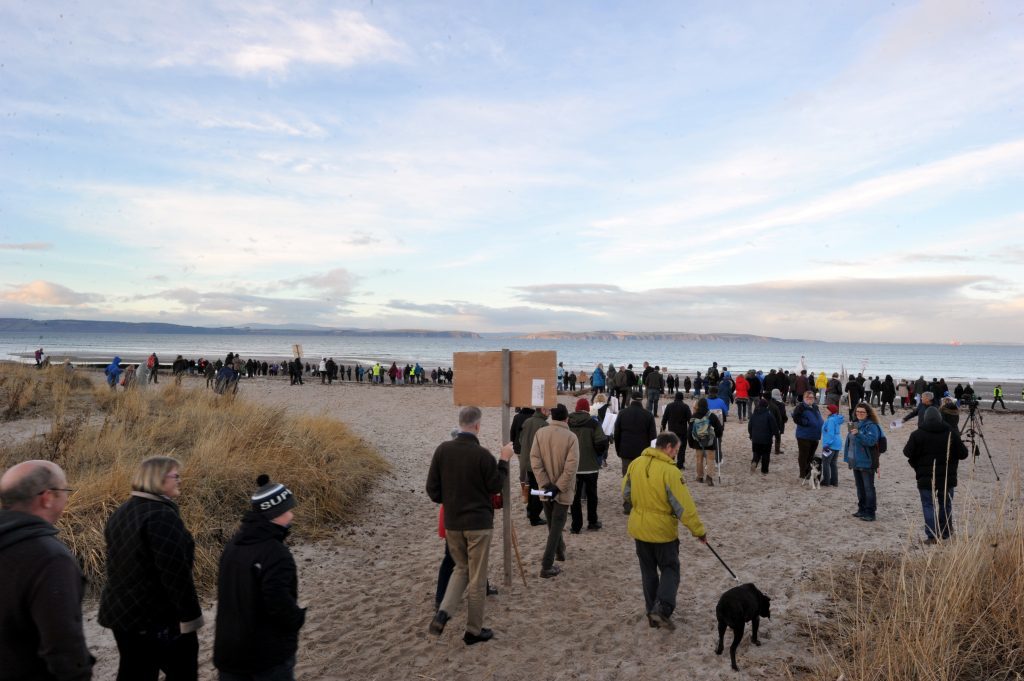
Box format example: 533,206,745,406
715,583,771,671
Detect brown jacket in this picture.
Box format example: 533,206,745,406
530,421,580,505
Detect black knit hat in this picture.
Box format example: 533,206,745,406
251,474,296,519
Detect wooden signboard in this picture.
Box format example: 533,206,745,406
452,349,557,588
453,350,557,407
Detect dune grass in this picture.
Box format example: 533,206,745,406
0,364,390,595
0,361,94,420
808,478,1024,680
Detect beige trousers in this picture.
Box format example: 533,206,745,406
439,529,493,635
694,448,716,480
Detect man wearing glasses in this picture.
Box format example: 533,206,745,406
0,459,94,680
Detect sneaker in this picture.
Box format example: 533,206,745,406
859,515,876,522
649,611,675,630
428,610,450,635
540,565,562,578
852,511,864,517
586,522,603,531
463,628,494,645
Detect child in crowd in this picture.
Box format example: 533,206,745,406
820,404,844,487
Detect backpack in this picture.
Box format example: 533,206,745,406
146,355,155,369
690,415,716,449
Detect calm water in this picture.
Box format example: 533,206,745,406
2,332,1022,382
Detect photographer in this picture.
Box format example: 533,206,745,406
903,407,968,543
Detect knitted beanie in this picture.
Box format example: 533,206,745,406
575,398,590,412
251,474,296,519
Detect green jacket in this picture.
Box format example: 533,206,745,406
622,447,705,543
567,411,608,474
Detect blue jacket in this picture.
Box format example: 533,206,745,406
105,356,123,385
792,402,824,440
843,420,882,470
821,413,845,452
592,367,605,388
706,396,729,417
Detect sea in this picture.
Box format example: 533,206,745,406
2,332,1022,383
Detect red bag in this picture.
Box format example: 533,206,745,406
491,493,503,510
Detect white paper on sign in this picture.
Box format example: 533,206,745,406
531,379,545,406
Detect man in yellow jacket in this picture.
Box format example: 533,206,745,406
622,432,707,630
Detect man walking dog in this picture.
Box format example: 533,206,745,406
622,433,707,630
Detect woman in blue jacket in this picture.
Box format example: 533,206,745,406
791,390,824,481
843,402,883,521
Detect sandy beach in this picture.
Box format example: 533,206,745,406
9,374,1019,679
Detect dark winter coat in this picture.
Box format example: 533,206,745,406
509,408,535,455
213,513,305,674
767,398,788,434
614,401,657,461
661,397,693,441
426,432,508,531
98,493,202,634
568,411,609,473
903,408,969,491
747,406,780,445
0,510,93,681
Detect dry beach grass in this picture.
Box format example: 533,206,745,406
0,363,389,594
2,364,1022,679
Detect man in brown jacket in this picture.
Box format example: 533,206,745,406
530,404,580,578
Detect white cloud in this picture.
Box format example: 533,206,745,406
1,281,104,306
154,8,404,76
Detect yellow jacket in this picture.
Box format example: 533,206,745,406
815,372,828,389
622,447,705,543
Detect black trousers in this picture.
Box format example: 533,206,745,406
635,539,680,618
751,442,772,473
797,438,819,479
526,471,543,522
570,472,599,531
113,628,198,681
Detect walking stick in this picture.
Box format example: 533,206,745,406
509,520,528,588
706,542,739,581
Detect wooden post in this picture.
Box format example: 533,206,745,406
501,349,512,587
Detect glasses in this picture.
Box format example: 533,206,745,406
855,410,867,415
38,487,76,495
165,473,181,480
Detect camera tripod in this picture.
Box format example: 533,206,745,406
960,402,999,481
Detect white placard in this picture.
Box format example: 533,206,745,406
531,379,545,406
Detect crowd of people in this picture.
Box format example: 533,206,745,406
3,352,1010,675
426,356,990,639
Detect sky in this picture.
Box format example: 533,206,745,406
1,1,1023,342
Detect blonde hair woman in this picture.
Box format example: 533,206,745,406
99,456,203,681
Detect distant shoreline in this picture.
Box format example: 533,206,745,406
6,357,1022,403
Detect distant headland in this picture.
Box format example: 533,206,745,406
0,318,481,339
517,331,800,342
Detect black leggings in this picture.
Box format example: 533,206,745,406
736,398,748,420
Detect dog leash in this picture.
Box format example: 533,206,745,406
706,542,739,581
